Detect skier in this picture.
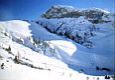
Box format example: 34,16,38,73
1,63,4,69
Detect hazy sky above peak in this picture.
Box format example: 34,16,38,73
0,0,114,20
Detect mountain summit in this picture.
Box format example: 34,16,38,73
42,5,111,23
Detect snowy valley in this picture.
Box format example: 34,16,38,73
0,5,114,80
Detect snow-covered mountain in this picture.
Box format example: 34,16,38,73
41,5,112,23
0,5,114,80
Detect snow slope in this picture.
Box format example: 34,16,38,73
36,5,115,76
0,5,114,80
1,20,113,80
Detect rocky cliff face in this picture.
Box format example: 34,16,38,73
41,5,112,24
41,5,82,18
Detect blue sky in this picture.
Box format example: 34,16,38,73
0,0,114,20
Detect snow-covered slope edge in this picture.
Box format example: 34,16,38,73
0,20,114,80
0,20,92,80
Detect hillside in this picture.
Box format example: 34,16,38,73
0,5,114,80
